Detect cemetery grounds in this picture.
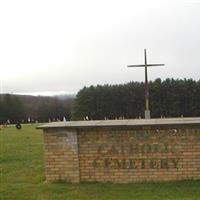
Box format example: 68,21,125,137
0,124,200,200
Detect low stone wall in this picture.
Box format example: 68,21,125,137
40,118,200,183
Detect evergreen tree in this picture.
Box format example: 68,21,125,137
73,78,200,120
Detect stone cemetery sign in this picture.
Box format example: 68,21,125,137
38,118,200,183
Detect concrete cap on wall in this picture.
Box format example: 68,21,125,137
37,117,200,130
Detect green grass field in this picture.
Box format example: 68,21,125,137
1,125,200,200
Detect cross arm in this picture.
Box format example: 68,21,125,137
128,64,164,67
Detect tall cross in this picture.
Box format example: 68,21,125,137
127,49,164,119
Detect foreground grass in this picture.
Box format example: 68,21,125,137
0,125,200,200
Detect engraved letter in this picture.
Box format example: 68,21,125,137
171,158,179,168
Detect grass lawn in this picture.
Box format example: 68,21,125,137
0,124,200,200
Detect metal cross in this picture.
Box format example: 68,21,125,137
127,49,164,119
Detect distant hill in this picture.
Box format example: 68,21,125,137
0,94,75,123
54,94,76,100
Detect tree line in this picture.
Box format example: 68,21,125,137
73,78,200,120
0,94,74,124
0,78,199,124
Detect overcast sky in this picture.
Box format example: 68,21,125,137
0,0,200,95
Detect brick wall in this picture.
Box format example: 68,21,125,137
43,126,200,183
43,129,79,183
